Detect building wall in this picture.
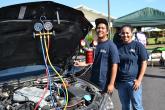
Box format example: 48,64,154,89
75,5,115,39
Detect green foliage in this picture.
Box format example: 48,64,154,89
85,35,94,43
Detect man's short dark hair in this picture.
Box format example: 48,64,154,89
95,18,108,29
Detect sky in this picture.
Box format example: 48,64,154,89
0,0,165,18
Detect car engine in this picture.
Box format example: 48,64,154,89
0,71,113,110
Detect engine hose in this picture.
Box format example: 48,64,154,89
39,36,57,109
43,35,68,110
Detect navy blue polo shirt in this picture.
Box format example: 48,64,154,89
116,41,148,82
90,40,120,91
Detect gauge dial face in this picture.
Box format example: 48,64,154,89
44,22,53,31
34,23,43,32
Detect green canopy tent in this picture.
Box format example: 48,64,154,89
113,7,165,27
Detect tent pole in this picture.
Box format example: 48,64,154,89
108,0,111,39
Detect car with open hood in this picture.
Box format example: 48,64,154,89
0,1,113,110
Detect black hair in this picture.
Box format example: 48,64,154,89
121,24,133,32
95,18,108,30
136,26,142,31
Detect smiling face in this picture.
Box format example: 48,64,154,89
96,23,109,41
120,26,133,44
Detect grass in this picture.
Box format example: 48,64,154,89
147,37,165,44
146,37,165,52
146,44,165,52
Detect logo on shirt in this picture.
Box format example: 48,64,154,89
130,48,135,53
100,49,107,53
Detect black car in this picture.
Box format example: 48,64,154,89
0,1,113,110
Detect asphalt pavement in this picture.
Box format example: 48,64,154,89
112,66,165,110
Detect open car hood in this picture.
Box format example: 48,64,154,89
0,1,93,70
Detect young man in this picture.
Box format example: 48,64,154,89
74,18,119,93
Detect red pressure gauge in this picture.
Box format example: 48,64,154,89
80,39,86,47
92,40,98,47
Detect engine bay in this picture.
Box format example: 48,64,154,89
0,71,109,110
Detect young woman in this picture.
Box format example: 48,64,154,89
115,25,148,110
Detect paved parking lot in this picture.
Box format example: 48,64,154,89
112,66,165,110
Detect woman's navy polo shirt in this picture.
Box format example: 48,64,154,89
90,40,120,91
116,41,148,82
